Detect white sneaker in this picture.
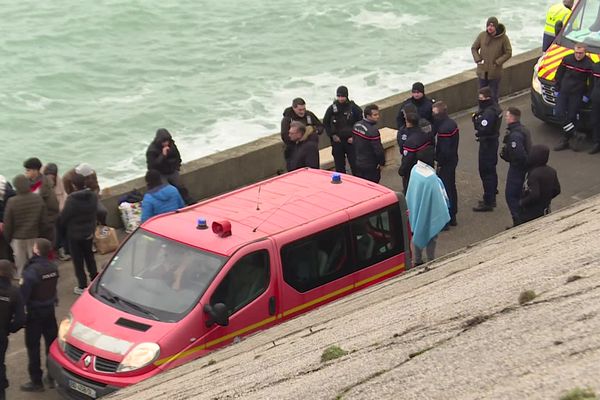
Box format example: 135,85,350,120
73,287,85,295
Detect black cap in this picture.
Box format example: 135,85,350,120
479,86,493,98
23,157,42,170
336,86,349,98
411,82,425,94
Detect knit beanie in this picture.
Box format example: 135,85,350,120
412,82,425,93
336,86,349,98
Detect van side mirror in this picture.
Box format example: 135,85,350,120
203,303,229,327
555,20,564,36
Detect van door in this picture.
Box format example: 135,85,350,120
201,239,279,352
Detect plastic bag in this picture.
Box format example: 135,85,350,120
118,201,142,233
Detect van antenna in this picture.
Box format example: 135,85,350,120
256,185,262,211
252,193,297,233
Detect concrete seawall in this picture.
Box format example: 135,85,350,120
101,48,540,227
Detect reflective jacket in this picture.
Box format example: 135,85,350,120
545,3,571,36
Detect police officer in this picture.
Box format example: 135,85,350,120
20,238,58,392
323,86,363,174
432,101,459,226
398,113,435,193
553,42,594,152
473,86,503,212
543,0,574,52
0,260,25,400
500,107,532,227
395,82,434,131
589,62,600,155
352,104,385,183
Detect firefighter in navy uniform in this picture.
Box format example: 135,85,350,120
19,238,58,393
323,86,363,174
553,42,594,151
588,62,600,155
398,112,435,193
0,260,25,400
352,104,385,183
432,101,459,226
473,86,503,212
500,107,532,227
395,82,434,131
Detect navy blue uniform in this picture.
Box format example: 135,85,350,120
500,122,532,225
399,127,435,193
395,96,434,131
352,119,385,183
433,115,459,222
0,276,25,395
591,63,600,145
21,255,58,386
323,100,363,174
473,99,502,205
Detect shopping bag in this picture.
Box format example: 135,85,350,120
94,225,119,254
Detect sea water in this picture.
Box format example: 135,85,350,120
0,0,548,186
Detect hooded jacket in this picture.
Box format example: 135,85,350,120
146,129,182,175
520,145,561,222
30,174,59,241
280,107,323,148
471,23,513,79
3,175,47,242
141,184,185,222
287,136,320,172
59,189,99,240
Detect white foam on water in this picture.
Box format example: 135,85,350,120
348,9,429,30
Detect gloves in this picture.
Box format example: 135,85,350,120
583,95,590,103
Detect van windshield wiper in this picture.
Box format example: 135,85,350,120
113,296,160,321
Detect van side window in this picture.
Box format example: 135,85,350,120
210,250,270,316
350,205,403,269
281,226,350,293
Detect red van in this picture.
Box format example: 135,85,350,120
48,168,410,399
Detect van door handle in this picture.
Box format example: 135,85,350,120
268,296,276,316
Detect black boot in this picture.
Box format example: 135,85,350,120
554,137,569,151
20,381,44,392
449,216,457,226
589,143,600,154
473,202,494,212
477,199,496,208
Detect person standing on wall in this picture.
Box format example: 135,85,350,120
323,86,363,174
471,16,512,102
543,0,574,52
520,145,561,223
472,87,503,212
19,238,58,393
352,104,385,183
553,42,594,152
395,82,434,132
0,259,25,400
587,61,600,155
280,98,324,171
500,107,532,227
432,101,459,227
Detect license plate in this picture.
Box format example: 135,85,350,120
69,380,97,398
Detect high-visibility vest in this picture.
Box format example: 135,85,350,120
545,3,572,36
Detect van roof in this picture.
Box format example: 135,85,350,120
142,168,397,256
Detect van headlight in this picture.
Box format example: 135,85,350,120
117,343,160,373
531,60,542,94
57,315,72,351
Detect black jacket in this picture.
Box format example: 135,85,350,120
399,126,435,177
555,53,594,96
500,122,532,170
323,101,363,139
433,114,459,166
288,140,320,171
59,189,99,240
395,96,434,131
591,62,600,103
20,255,59,310
280,107,323,148
520,145,561,223
146,129,182,175
473,99,502,140
0,179,15,223
0,278,25,335
352,119,385,171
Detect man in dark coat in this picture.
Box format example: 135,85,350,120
59,173,99,295
352,104,385,183
520,145,561,223
23,158,58,244
146,128,183,184
500,107,532,227
20,238,58,392
432,101,459,226
588,62,600,154
398,113,435,193
0,260,25,400
281,98,324,171
323,86,363,174
287,122,320,171
3,175,47,278
0,176,15,261
395,82,434,131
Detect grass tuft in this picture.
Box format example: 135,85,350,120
518,290,536,305
559,387,597,400
321,345,348,363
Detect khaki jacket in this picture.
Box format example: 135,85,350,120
471,24,512,80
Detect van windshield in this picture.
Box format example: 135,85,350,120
91,230,226,322
558,0,600,52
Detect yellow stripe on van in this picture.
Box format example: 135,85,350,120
154,263,404,366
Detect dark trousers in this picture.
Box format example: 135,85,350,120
478,139,499,204
555,92,583,136
542,34,555,52
356,167,381,184
162,171,192,205
478,77,501,103
592,100,600,144
438,161,458,220
505,166,527,224
0,335,8,390
69,237,98,289
25,307,57,384
332,140,357,174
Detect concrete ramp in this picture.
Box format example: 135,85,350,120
110,196,600,400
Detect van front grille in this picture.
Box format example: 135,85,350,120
541,83,556,105
65,343,85,362
94,356,120,373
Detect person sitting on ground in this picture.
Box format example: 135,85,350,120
286,121,320,171
141,170,185,223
